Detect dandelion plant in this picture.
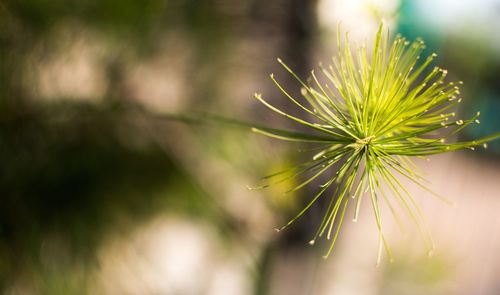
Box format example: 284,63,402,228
251,24,500,263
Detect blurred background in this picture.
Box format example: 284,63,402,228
1,0,500,294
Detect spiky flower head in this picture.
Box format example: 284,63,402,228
252,24,500,263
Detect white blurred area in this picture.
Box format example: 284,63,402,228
124,32,193,114
317,0,399,39
28,25,109,103
94,217,253,295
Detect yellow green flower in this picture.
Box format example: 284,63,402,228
252,23,500,263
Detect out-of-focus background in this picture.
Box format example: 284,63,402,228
1,0,500,294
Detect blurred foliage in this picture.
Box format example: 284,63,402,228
0,99,220,289
7,0,165,32
0,0,240,291
2,0,231,37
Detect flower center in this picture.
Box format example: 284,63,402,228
356,135,374,146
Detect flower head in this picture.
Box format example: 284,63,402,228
252,24,500,263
